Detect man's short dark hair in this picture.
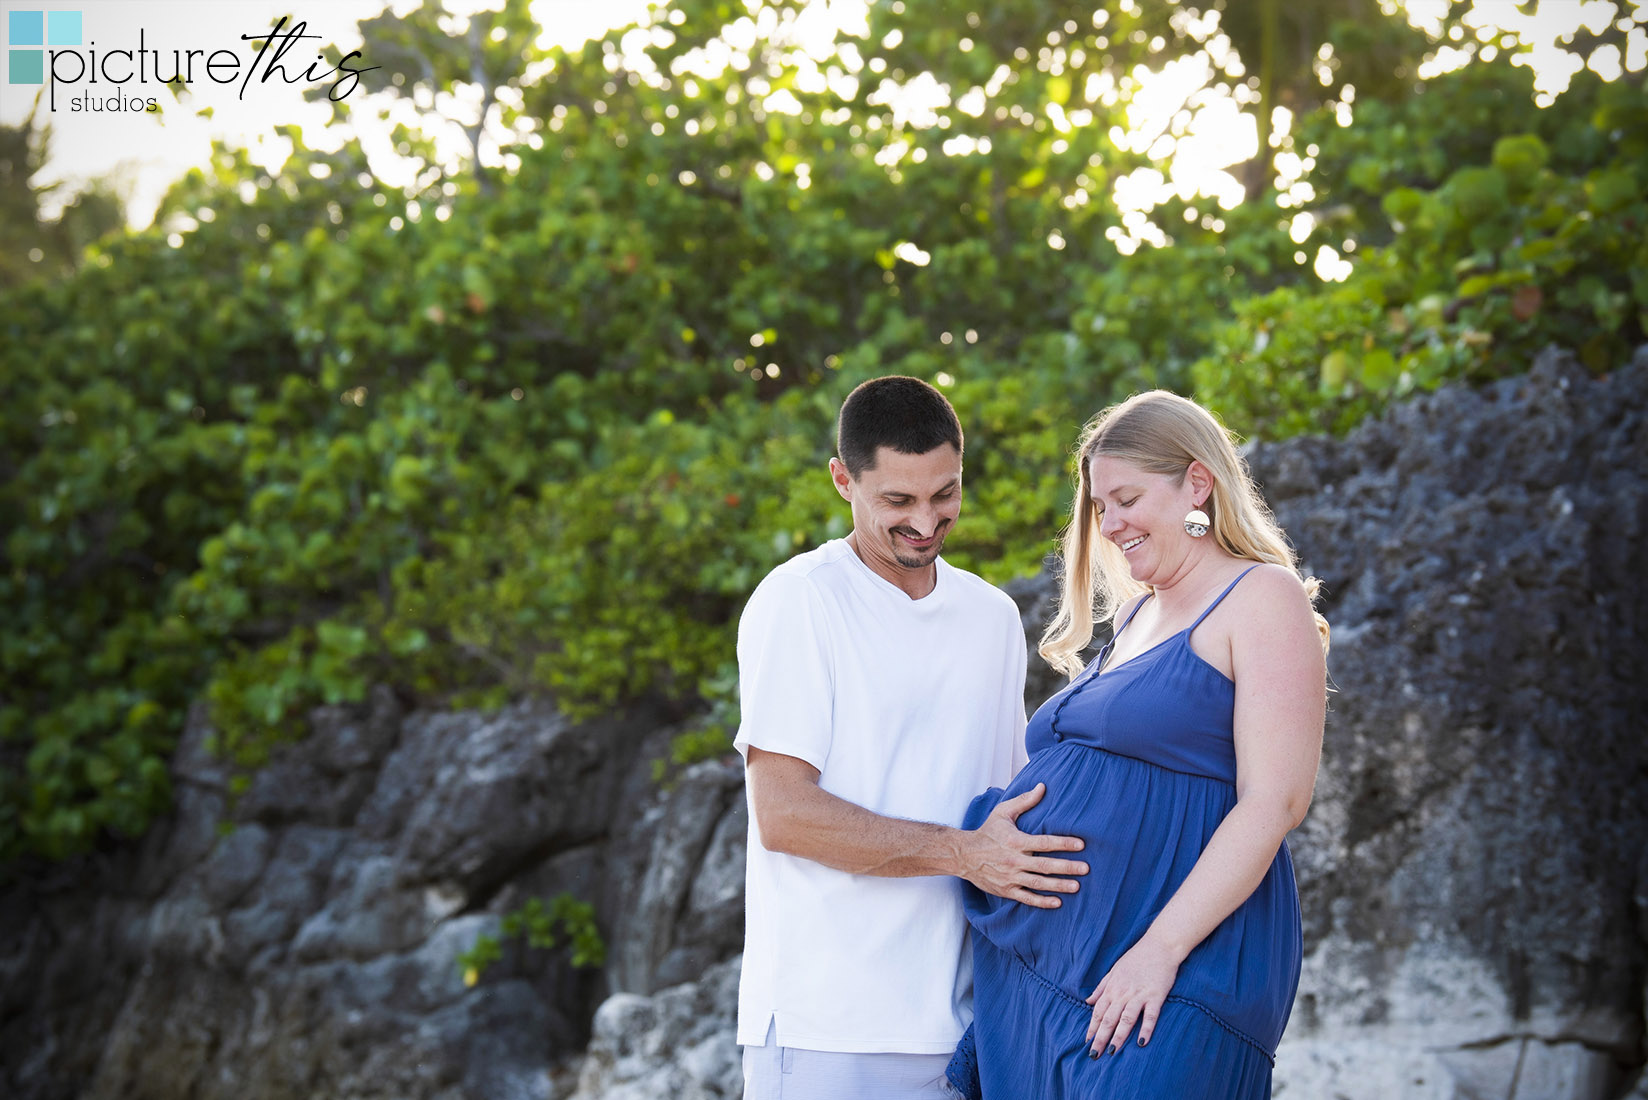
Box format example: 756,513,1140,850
836,376,964,478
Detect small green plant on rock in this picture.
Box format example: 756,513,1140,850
457,893,605,987
652,669,740,784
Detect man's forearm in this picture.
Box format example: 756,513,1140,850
756,774,968,877
745,746,1084,906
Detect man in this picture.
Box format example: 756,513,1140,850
735,375,1088,1099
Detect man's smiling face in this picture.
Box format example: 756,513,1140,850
832,444,963,581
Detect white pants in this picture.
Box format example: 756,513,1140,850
742,1021,959,1100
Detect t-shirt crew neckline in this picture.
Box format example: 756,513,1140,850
834,537,948,605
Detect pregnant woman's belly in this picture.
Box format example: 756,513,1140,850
962,740,1303,1050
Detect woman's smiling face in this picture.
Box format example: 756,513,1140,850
1088,454,1207,585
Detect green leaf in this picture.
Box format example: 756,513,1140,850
1491,134,1549,177
1320,350,1352,390
1360,348,1399,391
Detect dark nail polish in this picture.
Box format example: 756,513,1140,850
1088,1049,1099,1060
1137,1036,1147,1047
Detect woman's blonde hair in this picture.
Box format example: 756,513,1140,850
1040,390,1330,678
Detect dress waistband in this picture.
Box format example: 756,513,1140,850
1054,740,1237,787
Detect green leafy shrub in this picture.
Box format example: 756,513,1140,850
1194,69,1646,439
2,2,1642,867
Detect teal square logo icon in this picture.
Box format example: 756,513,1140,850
8,11,81,84
47,11,81,46
9,49,44,84
8,11,44,46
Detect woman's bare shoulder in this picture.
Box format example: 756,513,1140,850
1226,564,1322,653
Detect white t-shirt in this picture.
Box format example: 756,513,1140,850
734,539,1028,1054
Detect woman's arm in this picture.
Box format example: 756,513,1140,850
1084,564,1326,1056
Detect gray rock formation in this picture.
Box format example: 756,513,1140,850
1262,348,1647,1100
1,347,1643,1099
608,759,746,996
565,955,743,1100
0,689,723,1100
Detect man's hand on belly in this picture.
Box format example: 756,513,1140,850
953,783,1088,909
748,749,1086,897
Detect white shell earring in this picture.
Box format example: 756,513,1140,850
1184,508,1211,538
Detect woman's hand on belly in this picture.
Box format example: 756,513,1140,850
1084,935,1181,1056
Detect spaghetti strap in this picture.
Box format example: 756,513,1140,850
1114,592,1153,640
1190,565,1261,631
1093,593,1154,676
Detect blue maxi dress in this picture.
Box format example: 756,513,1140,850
947,566,1301,1099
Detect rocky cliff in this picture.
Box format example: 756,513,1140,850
3,347,1644,1099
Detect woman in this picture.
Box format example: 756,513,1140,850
947,391,1329,1099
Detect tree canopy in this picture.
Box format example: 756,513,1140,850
2,0,1644,866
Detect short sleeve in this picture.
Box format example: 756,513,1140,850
733,572,834,772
